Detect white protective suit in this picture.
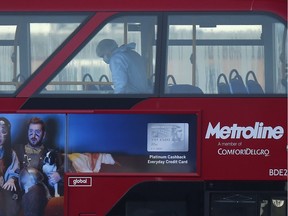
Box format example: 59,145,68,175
109,43,150,93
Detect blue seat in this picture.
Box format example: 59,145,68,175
229,69,247,94
245,71,264,94
82,73,99,91
98,74,113,91
168,84,203,94
217,73,231,94
166,74,203,94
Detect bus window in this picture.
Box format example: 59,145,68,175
165,14,287,95
0,14,86,94
43,15,157,95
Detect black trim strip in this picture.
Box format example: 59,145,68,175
20,97,147,110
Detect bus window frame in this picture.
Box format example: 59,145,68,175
0,12,92,96
0,11,286,98
162,12,287,97
20,12,161,98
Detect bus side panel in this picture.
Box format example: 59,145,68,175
133,97,287,181
201,98,287,181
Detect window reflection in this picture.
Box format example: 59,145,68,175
45,16,157,94
165,15,286,95
0,14,86,93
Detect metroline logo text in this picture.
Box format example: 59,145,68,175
205,122,284,139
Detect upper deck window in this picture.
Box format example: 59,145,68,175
40,12,286,96
0,14,87,94
42,15,157,95
165,14,287,95
0,12,286,97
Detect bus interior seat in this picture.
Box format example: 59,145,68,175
166,74,203,94
245,71,264,94
12,74,26,82
98,74,113,91
82,73,99,91
217,73,231,94
168,84,203,94
166,74,177,86
229,69,248,94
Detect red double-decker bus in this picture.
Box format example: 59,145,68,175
0,0,287,215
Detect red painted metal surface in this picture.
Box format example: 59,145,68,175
65,97,287,215
0,0,286,215
0,0,286,19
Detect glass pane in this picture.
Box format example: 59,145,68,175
210,193,257,216
0,46,18,91
260,199,269,216
0,14,86,94
30,22,82,73
169,25,262,40
166,14,287,95
273,24,287,94
0,26,17,40
271,198,286,216
44,15,157,95
196,25,262,40
0,24,18,92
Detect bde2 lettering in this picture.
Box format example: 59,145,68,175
269,169,288,176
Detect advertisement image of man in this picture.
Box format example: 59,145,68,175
15,117,64,216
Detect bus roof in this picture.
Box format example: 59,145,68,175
0,0,287,20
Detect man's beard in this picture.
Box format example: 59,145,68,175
28,136,43,147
